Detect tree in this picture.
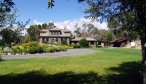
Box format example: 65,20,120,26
79,38,89,48
49,0,146,82
0,0,15,27
0,28,20,46
95,30,113,42
61,39,67,45
82,23,98,37
74,23,82,37
42,23,47,29
74,23,98,37
77,0,146,83
0,0,29,46
47,22,56,29
27,25,41,41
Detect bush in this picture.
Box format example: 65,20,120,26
96,45,102,48
79,38,89,48
73,44,81,48
0,49,3,61
61,39,68,45
11,46,22,54
9,42,67,54
64,45,74,49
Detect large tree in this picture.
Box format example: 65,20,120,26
74,23,98,37
0,28,20,46
27,25,41,41
79,0,146,83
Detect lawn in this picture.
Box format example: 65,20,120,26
0,48,142,84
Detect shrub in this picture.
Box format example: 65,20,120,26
9,42,67,54
0,49,3,61
11,46,22,54
96,45,102,48
61,39,68,45
73,44,81,48
43,47,52,53
79,38,89,48
64,45,74,49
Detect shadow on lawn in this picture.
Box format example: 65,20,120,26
0,61,142,84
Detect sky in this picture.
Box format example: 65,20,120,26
13,0,108,31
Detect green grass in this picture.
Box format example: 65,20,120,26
0,48,142,84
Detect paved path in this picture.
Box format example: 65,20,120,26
1,49,96,60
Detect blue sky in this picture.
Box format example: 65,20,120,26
13,0,85,24
13,0,108,30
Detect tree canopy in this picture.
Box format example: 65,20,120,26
74,23,98,37
0,0,15,27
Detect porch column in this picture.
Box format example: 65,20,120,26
39,38,43,43
67,38,70,45
58,38,61,44
89,42,91,45
49,38,51,44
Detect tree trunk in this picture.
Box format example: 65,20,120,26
141,38,146,84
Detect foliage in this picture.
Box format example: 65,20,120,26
95,30,113,42
74,23,98,37
0,28,21,46
0,0,15,26
0,42,5,48
27,23,56,41
96,45,102,48
61,39,68,45
105,30,113,41
73,44,81,48
79,38,89,48
0,49,3,61
27,25,41,41
10,42,67,54
64,45,74,49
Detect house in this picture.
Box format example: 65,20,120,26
39,27,97,46
71,37,97,47
111,38,128,47
39,27,71,45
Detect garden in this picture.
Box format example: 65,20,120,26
1,42,68,55
0,38,94,55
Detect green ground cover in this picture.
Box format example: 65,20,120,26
0,48,142,84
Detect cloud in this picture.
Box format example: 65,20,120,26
34,20,43,25
54,18,109,32
25,25,30,28
32,18,109,33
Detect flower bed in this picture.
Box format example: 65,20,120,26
10,42,67,54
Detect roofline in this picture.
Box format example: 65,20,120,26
71,40,97,41
39,36,71,38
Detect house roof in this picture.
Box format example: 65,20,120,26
49,27,61,31
61,29,71,32
111,38,128,43
71,37,97,41
40,29,48,33
40,27,71,37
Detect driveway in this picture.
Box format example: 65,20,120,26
1,49,96,60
